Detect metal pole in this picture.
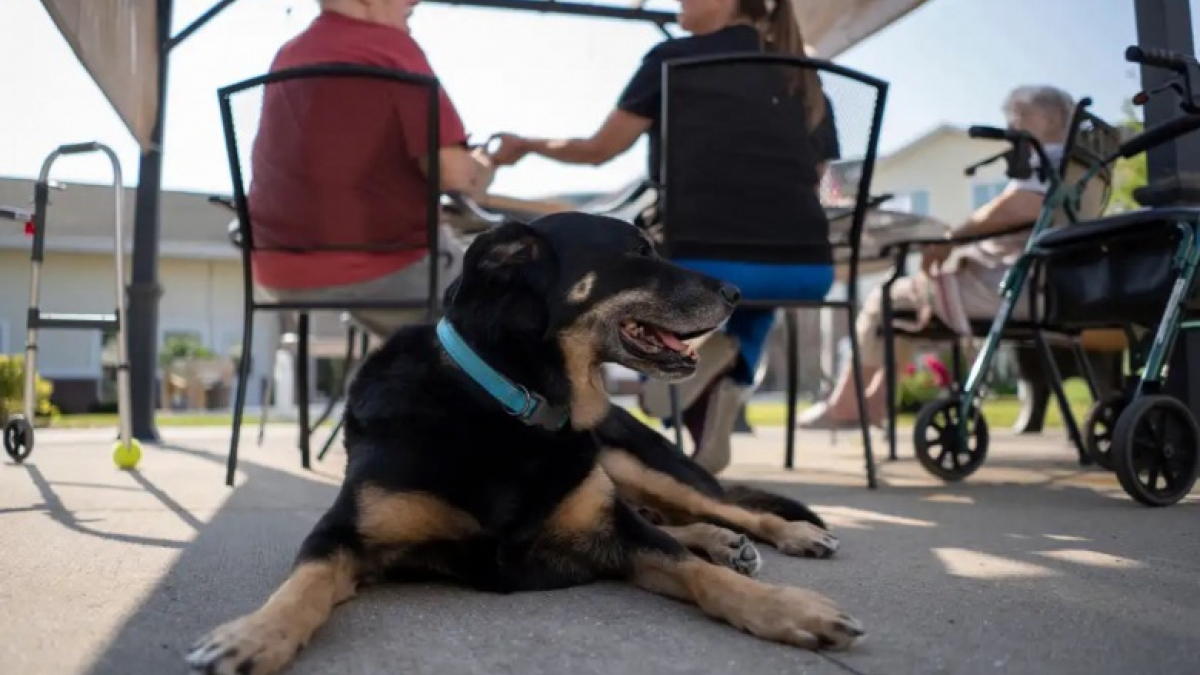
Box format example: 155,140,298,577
1132,0,1200,414
127,0,173,443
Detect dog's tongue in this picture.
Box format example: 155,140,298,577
653,327,687,353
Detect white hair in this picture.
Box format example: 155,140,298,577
1002,85,1076,132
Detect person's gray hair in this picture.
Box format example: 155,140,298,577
1002,85,1076,131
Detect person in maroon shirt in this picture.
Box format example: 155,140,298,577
248,0,493,338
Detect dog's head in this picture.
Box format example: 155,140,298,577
444,213,738,428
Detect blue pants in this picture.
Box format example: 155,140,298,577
675,259,835,386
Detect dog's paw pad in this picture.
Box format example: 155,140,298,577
725,533,763,577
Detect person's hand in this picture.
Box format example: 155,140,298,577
489,133,531,166
920,238,954,275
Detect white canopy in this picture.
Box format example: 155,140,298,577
39,0,928,150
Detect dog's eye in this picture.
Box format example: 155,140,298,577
636,240,654,257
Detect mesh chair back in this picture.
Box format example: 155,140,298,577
217,63,441,258
1058,103,1122,223
658,53,887,266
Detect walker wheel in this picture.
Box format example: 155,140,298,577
913,397,989,482
1083,393,1128,471
4,417,35,463
1111,395,1199,507
112,438,143,470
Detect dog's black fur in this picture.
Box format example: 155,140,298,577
188,213,862,675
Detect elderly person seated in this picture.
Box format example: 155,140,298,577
798,84,1077,429
247,0,493,340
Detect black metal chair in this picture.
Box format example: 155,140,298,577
655,53,889,488
877,100,1122,462
216,63,448,486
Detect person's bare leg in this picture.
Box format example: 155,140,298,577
801,279,921,427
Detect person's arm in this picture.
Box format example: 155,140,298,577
492,110,650,167
417,146,494,197
951,185,1044,239
922,184,1046,273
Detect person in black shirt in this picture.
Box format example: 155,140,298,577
490,0,837,474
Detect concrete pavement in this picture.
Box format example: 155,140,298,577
1,419,1198,675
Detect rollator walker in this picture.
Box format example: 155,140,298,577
911,44,1200,507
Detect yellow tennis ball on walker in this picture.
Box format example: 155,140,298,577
112,439,142,469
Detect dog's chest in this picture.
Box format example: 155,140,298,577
466,439,596,538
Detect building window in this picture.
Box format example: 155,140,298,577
886,190,931,216
971,181,1008,209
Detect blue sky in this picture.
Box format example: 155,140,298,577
1,0,1197,200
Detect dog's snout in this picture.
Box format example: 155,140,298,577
718,282,740,306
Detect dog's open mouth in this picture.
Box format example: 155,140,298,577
619,319,703,364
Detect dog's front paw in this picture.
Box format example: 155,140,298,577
701,526,762,577
186,613,302,675
734,585,864,651
771,522,838,559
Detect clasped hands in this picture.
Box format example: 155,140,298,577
919,232,957,275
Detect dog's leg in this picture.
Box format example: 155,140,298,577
601,448,838,558
657,523,761,577
597,406,826,527
187,484,479,675
540,466,862,650
629,536,863,650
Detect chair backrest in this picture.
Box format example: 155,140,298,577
1057,102,1122,223
217,63,442,261
657,53,888,269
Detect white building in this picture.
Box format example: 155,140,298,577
0,177,350,414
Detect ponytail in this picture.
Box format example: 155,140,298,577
754,0,826,130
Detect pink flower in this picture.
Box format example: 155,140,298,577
904,363,917,376
924,355,952,388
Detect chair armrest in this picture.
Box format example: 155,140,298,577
879,221,1035,257
1,205,34,222
207,195,242,248
443,191,508,226
208,194,236,212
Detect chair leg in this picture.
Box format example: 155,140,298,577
951,339,966,389
318,415,346,461
881,292,898,461
226,309,255,487
784,309,799,469
296,312,311,470
256,332,280,446
311,325,355,432
1034,332,1088,465
318,326,369,462
847,304,878,489
669,385,685,454
1070,339,1102,402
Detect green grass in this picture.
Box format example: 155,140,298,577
742,379,1094,430
51,380,1096,431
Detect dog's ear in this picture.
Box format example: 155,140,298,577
464,220,552,288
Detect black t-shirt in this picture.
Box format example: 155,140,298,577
616,25,839,265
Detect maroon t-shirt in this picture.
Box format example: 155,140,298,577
248,11,468,289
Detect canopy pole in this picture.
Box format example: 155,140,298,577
130,0,245,442
1133,0,1200,414
127,0,175,443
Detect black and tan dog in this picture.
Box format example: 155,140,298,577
187,213,863,674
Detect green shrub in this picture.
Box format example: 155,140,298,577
0,354,59,422
158,334,216,367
